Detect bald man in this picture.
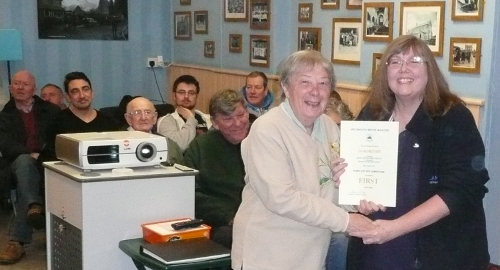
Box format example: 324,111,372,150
0,70,60,264
124,97,183,165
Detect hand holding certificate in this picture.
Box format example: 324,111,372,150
338,121,399,207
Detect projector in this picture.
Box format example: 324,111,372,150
55,131,168,170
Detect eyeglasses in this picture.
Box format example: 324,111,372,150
126,110,156,118
175,90,198,96
386,56,426,69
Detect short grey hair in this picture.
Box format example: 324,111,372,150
209,89,246,117
278,50,336,92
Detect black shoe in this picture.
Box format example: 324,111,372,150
27,204,45,230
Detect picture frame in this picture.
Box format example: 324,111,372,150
229,34,243,53
204,41,215,58
372,53,383,78
449,37,481,74
180,0,191,5
194,11,208,34
332,18,362,65
224,0,248,22
250,0,270,30
321,0,339,10
400,1,445,56
298,27,322,52
452,0,484,21
363,2,393,42
249,35,270,67
346,0,363,10
174,12,191,40
298,3,313,23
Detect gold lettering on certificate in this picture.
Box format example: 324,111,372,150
359,177,378,184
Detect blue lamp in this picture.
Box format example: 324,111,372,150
0,29,23,85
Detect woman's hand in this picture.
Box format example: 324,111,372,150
349,219,401,244
356,200,386,215
345,213,375,233
331,158,347,187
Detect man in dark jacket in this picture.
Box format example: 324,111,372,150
0,70,60,264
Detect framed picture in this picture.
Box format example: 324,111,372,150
298,3,313,23
298,27,322,52
400,1,445,56
331,18,362,65
452,0,484,21
250,0,270,30
249,35,270,67
204,41,215,58
449,37,481,74
321,0,339,10
194,11,208,34
180,0,191,5
229,34,243,53
224,0,248,22
174,12,191,40
363,2,393,42
372,53,383,78
346,0,363,10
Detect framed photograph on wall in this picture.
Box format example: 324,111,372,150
174,12,191,40
180,0,191,5
400,1,445,56
298,27,322,51
372,53,383,78
449,37,481,74
250,35,270,67
321,0,339,10
224,0,248,22
204,41,215,58
363,2,393,42
452,0,484,21
194,11,208,34
229,34,243,53
250,0,270,30
346,0,363,10
298,3,313,23
332,18,362,65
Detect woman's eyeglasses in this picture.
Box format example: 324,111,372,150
386,56,426,69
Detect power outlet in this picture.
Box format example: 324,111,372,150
147,57,159,67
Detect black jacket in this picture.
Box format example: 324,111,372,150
0,96,60,162
350,103,489,270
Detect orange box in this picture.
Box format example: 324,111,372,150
141,218,211,244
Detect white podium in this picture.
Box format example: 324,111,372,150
44,161,197,270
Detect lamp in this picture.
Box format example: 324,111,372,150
0,29,23,85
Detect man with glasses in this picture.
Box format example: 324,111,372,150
157,75,211,152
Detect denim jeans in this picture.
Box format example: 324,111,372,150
10,154,43,243
325,232,349,270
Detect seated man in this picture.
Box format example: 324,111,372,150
183,89,250,249
40,83,66,109
239,71,274,119
157,75,211,152
0,70,60,264
44,71,120,160
124,96,183,165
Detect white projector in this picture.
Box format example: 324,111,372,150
55,131,168,170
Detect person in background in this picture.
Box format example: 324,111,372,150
157,75,211,152
124,96,183,165
231,50,382,270
345,35,490,269
239,71,274,119
183,89,250,249
324,95,355,270
0,70,60,264
44,71,120,160
40,83,66,109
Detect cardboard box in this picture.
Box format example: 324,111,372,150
142,218,211,244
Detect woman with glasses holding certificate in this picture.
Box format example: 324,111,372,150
345,35,489,269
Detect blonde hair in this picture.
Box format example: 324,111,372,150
324,97,354,120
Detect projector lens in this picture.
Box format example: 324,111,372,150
136,142,157,162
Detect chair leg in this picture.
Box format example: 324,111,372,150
10,189,17,216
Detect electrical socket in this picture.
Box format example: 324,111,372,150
147,57,159,67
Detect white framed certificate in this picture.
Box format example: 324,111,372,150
338,121,399,207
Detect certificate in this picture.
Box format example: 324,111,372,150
338,121,398,207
